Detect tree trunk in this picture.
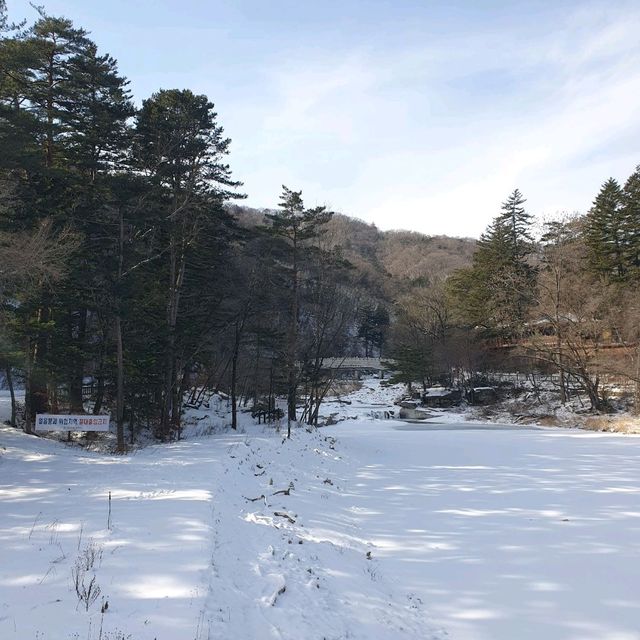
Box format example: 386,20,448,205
231,324,240,430
286,236,299,437
252,338,261,409
268,363,274,424
162,229,188,439
634,343,640,416
554,267,567,404
24,336,33,434
93,374,105,414
175,364,190,439
115,211,126,452
115,314,125,452
26,310,50,433
29,308,50,423
5,365,16,427
161,237,178,439
69,309,88,413
583,373,602,412
45,51,55,168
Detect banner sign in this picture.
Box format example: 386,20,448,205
35,414,110,432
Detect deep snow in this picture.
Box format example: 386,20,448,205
2,382,640,639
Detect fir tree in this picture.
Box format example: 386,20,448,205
133,89,242,438
357,303,390,357
263,186,333,435
621,166,640,276
496,188,533,261
449,189,535,335
583,178,626,279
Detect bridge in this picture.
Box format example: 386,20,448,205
318,357,395,379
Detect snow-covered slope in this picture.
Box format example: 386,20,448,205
3,381,640,639
0,409,443,640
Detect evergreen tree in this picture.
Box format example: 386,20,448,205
26,11,90,169
583,178,626,279
0,11,93,426
63,42,133,177
496,188,533,261
264,186,333,435
51,40,133,415
449,189,536,335
357,303,390,357
133,89,242,438
621,166,640,276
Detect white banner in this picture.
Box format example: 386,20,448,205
35,414,110,432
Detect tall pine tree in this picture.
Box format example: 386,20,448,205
449,189,536,335
621,166,640,276
583,178,626,280
133,89,242,438
264,186,332,435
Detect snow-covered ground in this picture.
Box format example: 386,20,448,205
2,381,640,639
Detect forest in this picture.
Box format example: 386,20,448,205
1,2,639,453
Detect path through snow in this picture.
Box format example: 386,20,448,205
0,411,443,639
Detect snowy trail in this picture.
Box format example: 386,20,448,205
0,420,442,639
199,432,443,639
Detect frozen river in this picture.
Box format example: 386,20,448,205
326,417,640,639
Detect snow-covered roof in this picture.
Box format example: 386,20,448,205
319,357,394,370
423,387,453,397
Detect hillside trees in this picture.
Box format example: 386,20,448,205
580,170,640,411
526,218,610,409
357,303,389,357
621,166,640,274
0,219,78,426
1,2,402,440
447,172,640,412
449,189,536,336
297,241,360,426
0,6,250,442
4,2,640,435
388,281,456,391
0,9,132,427
579,172,640,410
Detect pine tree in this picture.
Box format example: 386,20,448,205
133,89,242,438
0,11,92,426
27,12,90,169
449,189,535,335
357,303,390,357
621,166,640,276
583,178,626,279
496,188,533,261
264,186,333,435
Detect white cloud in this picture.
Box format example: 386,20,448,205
231,3,640,236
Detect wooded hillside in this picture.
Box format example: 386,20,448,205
1,1,638,452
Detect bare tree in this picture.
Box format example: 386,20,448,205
0,219,79,430
527,222,610,410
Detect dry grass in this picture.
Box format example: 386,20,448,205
537,416,562,427
582,415,640,434
328,380,363,397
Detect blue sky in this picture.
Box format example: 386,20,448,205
7,0,640,237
